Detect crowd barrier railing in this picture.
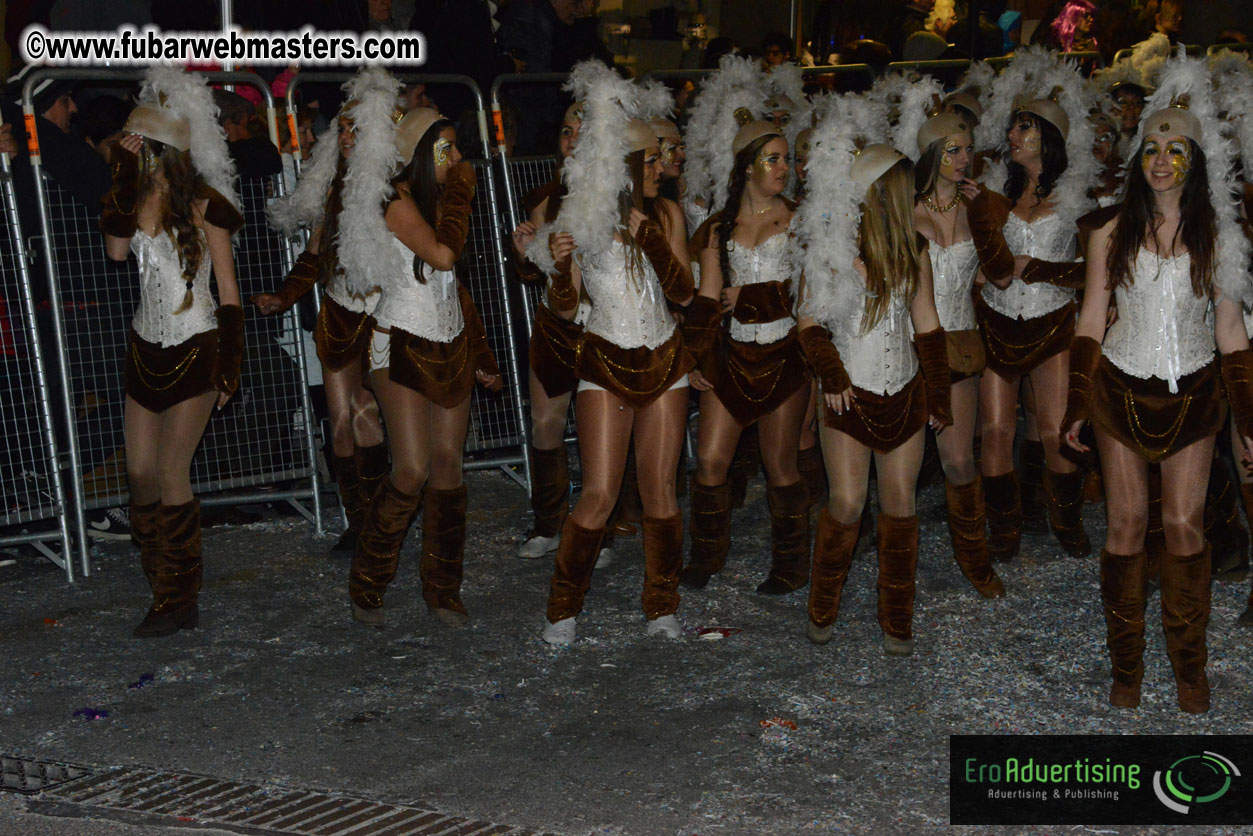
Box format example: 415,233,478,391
21,68,323,575
0,117,75,578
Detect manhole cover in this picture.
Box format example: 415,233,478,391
1,756,91,795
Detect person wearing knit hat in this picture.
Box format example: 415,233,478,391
102,67,245,639
912,109,1006,601
343,94,502,631
1063,51,1253,714
678,120,811,596
257,72,389,560
536,62,693,647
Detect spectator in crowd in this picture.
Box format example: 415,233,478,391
214,89,281,178
761,31,793,68
702,36,739,69
1109,80,1145,161
79,95,131,162
1152,0,1184,44
1049,0,1098,52
1091,0,1145,65
952,1,1009,59
998,10,1023,54
900,0,936,47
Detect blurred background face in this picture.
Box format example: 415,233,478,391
558,118,581,159
551,0,593,25
661,139,685,177
298,118,315,162
1115,89,1143,134
1092,128,1115,164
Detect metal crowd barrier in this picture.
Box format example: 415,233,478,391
286,73,531,489
0,122,75,578
21,69,323,575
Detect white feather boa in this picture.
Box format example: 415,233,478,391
1211,50,1253,181
267,122,339,235
1093,33,1171,94
684,54,769,212
338,68,403,296
878,72,945,161
553,62,673,257
976,45,1056,153
138,67,240,215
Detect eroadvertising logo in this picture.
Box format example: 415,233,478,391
949,736,1253,825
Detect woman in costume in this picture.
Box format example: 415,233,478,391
537,63,693,646
257,79,387,556
680,119,811,594
1063,53,1253,713
102,68,245,637
343,72,501,629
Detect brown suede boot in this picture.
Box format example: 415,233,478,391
520,445,569,558
641,514,683,621
133,500,201,638
1206,461,1249,582
331,453,363,555
806,508,861,644
797,444,827,510
680,478,731,589
944,478,1006,599
348,476,422,627
545,517,607,626
757,481,811,594
1045,468,1091,557
420,484,470,627
1019,439,1047,532
877,514,920,656
1161,546,1211,713
983,471,1022,563
1100,550,1147,708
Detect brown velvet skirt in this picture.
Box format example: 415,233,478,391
709,330,809,427
386,326,475,409
1091,356,1224,463
124,328,217,413
315,295,374,373
576,328,695,410
529,302,583,398
976,297,1076,378
823,372,928,453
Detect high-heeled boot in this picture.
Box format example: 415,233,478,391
757,481,811,594
806,508,861,645
983,471,1022,563
1100,550,1147,708
1045,468,1091,557
876,514,919,656
1161,546,1211,713
348,476,422,627
680,478,731,589
420,484,470,627
944,478,1005,598
133,500,201,637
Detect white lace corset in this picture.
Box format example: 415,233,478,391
1104,249,1214,392
325,266,380,315
580,239,676,350
980,211,1076,319
727,231,796,345
130,229,216,347
371,237,463,342
823,274,918,395
929,238,979,331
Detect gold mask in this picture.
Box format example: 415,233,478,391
433,137,453,166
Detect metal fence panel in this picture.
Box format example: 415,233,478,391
502,156,558,340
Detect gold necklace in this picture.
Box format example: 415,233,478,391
923,191,962,213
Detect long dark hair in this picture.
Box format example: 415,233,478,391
138,138,203,312
391,118,454,284
1004,112,1067,202
1107,138,1214,297
616,148,671,279
717,134,777,283
316,153,347,284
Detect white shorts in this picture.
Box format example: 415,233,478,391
577,374,689,395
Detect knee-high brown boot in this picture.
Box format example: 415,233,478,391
944,478,1005,598
348,476,421,626
983,471,1022,563
1019,439,1047,531
1242,484,1253,626
876,514,920,655
134,500,201,638
1161,546,1211,713
806,508,860,644
757,481,811,594
797,444,827,510
524,445,570,547
420,484,470,627
1100,550,1147,708
546,517,607,623
130,498,162,576
642,513,683,619
680,478,731,589
331,453,363,554
1045,468,1091,557
1205,460,1249,581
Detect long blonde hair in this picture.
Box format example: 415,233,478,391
859,158,923,332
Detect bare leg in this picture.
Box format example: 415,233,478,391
370,368,434,496
936,376,979,486
569,389,634,529
154,392,217,505
694,388,744,487
821,423,873,525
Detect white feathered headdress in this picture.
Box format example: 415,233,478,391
267,120,339,235
135,67,240,216
1133,49,1250,308
871,71,945,162
1211,49,1253,182
1093,33,1171,95
684,54,770,212
337,67,404,296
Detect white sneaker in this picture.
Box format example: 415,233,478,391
86,507,132,541
594,547,613,569
518,532,560,559
646,614,682,639
542,617,576,646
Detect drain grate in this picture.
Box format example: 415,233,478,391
1,756,91,795
27,761,561,836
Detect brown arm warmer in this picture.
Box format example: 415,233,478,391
913,327,952,429
683,295,723,367
434,161,477,262
1222,348,1253,441
511,250,546,284
200,187,245,234
100,147,140,238
1020,258,1086,289
637,219,694,303
270,250,319,309
212,305,245,398
458,284,503,391
797,325,851,395
1060,335,1102,440
546,255,578,312
966,187,1015,282
732,279,793,324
